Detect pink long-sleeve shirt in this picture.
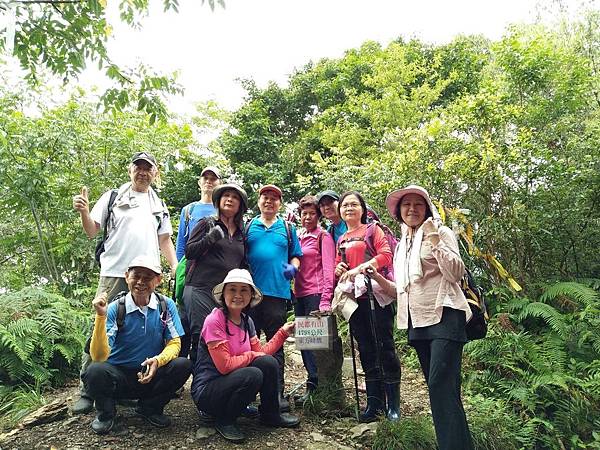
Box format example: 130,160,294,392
395,225,472,329
294,226,336,307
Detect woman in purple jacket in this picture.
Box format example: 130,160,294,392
293,195,336,401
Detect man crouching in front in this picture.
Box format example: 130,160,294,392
84,255,192,435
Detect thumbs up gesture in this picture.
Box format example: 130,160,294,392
73,186,89,213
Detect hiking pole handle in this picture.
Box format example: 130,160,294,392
340,246,347,264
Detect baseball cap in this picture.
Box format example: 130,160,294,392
127,255,162,275
131,152,157,168
316,190,340,204
201,166,221,179
259,184,283,199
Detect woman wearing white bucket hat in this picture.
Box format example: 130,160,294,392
364,184,474,450
190,269,300,443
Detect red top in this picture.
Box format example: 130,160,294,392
335,223,393,272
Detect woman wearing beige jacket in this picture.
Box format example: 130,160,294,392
364,185,474,450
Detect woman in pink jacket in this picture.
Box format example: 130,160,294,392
293,195,336,401
366,185,474,450
191,269,300,443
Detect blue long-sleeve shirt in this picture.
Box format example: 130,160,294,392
175,201,217,261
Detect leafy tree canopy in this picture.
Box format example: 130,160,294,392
1,0,223,122
219,16,600,285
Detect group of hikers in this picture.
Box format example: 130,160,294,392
71,151,475,449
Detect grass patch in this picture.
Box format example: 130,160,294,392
372,415,437,450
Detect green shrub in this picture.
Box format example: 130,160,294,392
372,415,437,450
0,287,89,387
465,395,523,450
464,281,600,449
0,384,44,430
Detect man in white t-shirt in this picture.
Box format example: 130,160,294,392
71,151,178,414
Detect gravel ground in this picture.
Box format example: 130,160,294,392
2,349,429,450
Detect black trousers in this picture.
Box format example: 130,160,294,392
249,295,287,391
83,357,191,418
294,294,321,388
180,285,217,364
193,355,280,425
412,339,474,450
349,297,400,383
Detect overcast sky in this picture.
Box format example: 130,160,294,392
84,0,556,114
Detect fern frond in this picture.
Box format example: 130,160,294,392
516,302,568,338
540,282,599,309
576,278,600,290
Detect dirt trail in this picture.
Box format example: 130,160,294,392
2,350,429,450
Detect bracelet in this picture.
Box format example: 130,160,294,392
424,232,440,239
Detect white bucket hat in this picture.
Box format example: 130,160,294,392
212,269,263,308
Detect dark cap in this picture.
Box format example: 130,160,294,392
131,152,157,168
259,184,283,199
316,190,340,204
200,166,221,179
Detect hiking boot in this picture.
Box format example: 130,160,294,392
197,409,215,424
116,398,138,408
241,405,259,419
215,422,245,443
135,407,171,428
72,395,94,415
294,391,312,404
171,386,185,399
384,382,401,422
260,412,300,428
91,415,114,435
278,392,290,413
359,380,385,423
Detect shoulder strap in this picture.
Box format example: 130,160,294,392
283,220,293,257
156,293,169,324
244,217,256,237
116,293,127,330
364,222,378,258
184,202,197,233
103,189,118,237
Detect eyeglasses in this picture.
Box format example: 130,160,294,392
340,202,361,209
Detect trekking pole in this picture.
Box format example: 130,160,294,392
341,247,361,421
169,277,176,303
364,271,385,407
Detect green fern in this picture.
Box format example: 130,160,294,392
515,302,569,338
464,280,600,449
540,281,599,308
0,287,89,387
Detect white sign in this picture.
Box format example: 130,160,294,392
295,316,332,350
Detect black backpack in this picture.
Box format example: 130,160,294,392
83,291,169,354
115,291,169,331
462,268,488,340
